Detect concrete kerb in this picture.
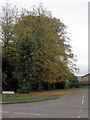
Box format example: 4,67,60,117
1,90,73,104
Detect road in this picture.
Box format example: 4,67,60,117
2,89,88,118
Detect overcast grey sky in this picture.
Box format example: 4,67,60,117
0,0,88,76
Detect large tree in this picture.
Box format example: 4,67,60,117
1,3,78,92
31,5,78,90
0,3,19,91
0,3,18,45
14,15,38,93
15,5,78,91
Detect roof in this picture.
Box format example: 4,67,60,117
82,73,90,78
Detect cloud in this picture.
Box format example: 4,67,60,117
77,64,88,76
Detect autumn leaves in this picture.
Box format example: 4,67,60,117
1,4,78,93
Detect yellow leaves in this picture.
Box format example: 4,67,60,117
16,13,74,86
15,90,69,96
37,59,60,83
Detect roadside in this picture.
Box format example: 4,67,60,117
2,89,88,118
1,89,72,104
1,88,85,104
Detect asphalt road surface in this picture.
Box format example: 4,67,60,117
2,89,88,118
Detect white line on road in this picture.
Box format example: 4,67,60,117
28,113,41,116
78,115,80,118
82,99,84,104
14,112,26,115
14,112,41,116
28,113,56,117
3,110,56,117
78,91,85,118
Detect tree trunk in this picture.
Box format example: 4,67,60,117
47,83,51,90
53,83,55,90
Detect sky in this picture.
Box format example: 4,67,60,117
0,0,88,76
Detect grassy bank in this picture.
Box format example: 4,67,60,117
2,94,62,103
2,89,72,103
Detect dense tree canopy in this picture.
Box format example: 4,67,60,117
0,3,79,92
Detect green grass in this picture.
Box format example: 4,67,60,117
2,89,70,99
2,94,61,103
2,88,86,103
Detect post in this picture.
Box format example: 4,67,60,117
4,94,5,100
11,94,12,99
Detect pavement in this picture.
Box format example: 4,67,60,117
1,89,89,118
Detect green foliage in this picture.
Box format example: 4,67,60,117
1,3,19,91
69,74,79,83
1,3,79,93
14,34,37,93
65,79,70,89
68,74,80,88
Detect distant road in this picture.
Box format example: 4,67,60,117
2,89,88,118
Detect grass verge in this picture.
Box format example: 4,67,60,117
2,89,71,103
2,89,76,103
2,94,63,103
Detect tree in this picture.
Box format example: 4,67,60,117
0,3,18,45
65,79,70,89
14,9,60,91
1,3,78,92
28,5,78,90
68,74,79,88
0,3,19,91
14,15,38,93
15,5,78,91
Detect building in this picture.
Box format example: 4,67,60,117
79,73,90,84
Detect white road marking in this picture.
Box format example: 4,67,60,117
14,112,26,115
82,99,84,104
28,113,41,116
41,113,56,117
78,115,80,118
15,112,56,116
3,110,56,117
78,91,85,118
15,112,40,116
